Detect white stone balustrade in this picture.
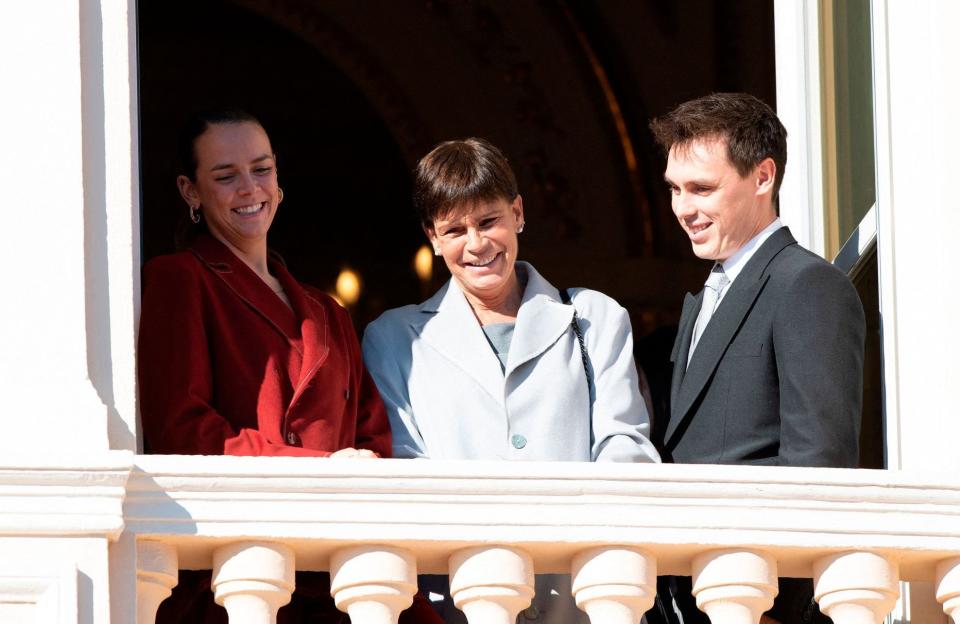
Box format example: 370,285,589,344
449,546,535,624
692,549,777,624
8,454,960,623
330,545,417,624
937,558,960,623
212,542,295,624
136,540,178,624
571,546,656,624
813,551,899,624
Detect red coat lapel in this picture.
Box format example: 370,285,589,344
274,262,331,406
189,235,300,347
188,235,333,411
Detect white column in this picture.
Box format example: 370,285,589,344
0,0,110,454
813,552,898,624
136,540,177,624
212,542,294,624
570,547,655,624
449,546,534,624
691,549,777,624
937,558,960,623
871,0,960,471
329,545,417,624
773,0,826,256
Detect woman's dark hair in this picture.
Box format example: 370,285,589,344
413,138,519,227
649,92,788,198
176,107,263,181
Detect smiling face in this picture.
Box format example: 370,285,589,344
665,137,777,262
427,195,524,306
177,121,279,256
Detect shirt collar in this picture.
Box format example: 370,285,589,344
720,218,783,284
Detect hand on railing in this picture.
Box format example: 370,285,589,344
329,447,377,459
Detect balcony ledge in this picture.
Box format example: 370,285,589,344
123,455,960,579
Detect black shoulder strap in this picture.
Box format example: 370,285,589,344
561,288,592,394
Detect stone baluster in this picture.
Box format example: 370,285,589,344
813,551,898,624
212,542,294,624
136,540,178,624
330,545,417,624
449,546,535,624
691,549,778,624
936,557,960,623
571,546,656,624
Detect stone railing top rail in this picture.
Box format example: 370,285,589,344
3,452,960,577
128,455,960,577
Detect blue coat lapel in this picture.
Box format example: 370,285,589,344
411,263,574,403
505,264,574,378
413,280,506,405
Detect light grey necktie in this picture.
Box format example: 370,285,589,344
687,264,729,367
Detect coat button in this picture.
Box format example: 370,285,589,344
286,431,301,446
511,434,527,449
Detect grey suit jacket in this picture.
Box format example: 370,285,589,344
665,226,865,467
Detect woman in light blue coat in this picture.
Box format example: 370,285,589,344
362,138,659,623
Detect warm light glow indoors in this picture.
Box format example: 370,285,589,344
335,269,362,306
414,245,433,282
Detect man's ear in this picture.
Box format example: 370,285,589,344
755,158,777,196
177,175,199,207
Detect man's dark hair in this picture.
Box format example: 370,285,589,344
176,107,265,181
413,138,518,227
649,92,788,198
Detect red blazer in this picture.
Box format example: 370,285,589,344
141,237,441,624
138,234,391,457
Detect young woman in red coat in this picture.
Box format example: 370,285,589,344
138,108,441,623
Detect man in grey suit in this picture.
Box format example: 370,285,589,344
645,93,865,624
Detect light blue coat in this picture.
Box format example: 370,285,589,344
362,262,657,623
362,262,659,463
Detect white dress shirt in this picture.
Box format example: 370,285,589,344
716,218,783,306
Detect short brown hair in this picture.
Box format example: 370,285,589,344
413,138,519,226
649,93,787,197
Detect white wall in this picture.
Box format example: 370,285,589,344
0,537,111,624
0,2,140,454
0,2,139,621
774,0,827,257
872,0,960,473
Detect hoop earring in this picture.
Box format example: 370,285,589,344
278,188,284,203
189,205,201,224
516,223,525,233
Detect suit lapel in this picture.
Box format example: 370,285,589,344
190,235,300,346
669,291,700,409
414,279,506,404
665,227,797,445
505,263,573,378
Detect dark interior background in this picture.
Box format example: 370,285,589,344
138,0,786,450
